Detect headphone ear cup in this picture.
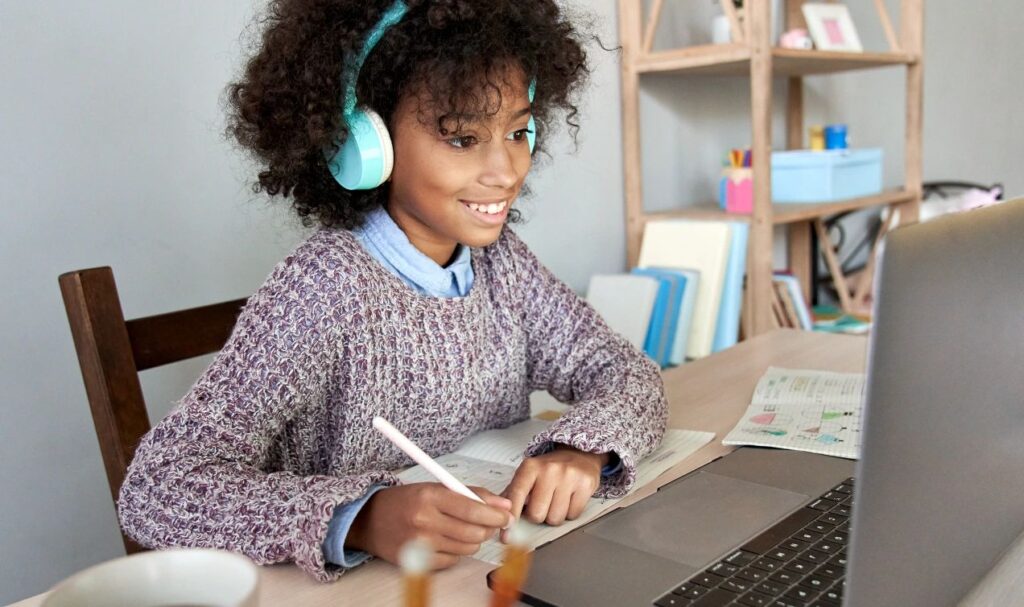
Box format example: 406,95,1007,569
326,108,393,190
527,115,536,154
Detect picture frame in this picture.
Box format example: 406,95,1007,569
801,2,863,52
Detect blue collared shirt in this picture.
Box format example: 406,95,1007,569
351,205,473,297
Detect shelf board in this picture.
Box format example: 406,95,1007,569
635,45,917,77
643,189,915,225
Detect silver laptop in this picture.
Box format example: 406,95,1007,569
514,198,1024,607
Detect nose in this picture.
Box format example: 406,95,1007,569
478,140,522,190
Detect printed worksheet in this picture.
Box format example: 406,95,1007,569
396,418,714,564
722,367,867,459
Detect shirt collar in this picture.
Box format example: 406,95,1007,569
356,206,473,297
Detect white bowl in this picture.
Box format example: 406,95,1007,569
43,548,260,607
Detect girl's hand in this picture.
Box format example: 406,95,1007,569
503,445,608,533
347,483,514,570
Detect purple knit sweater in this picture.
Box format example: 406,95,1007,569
117,226,667,581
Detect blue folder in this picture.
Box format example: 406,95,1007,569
630,268,686,367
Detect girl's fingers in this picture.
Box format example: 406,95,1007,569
567,483,593,520
523,473,557,524
504,464,539,522
437,491,512,530
544,484,572,526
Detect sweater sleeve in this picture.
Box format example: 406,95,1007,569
117,250,398,582
501,231,669,499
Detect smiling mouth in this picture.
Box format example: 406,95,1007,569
461,200,509,215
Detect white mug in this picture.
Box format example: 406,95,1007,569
42,548,260,607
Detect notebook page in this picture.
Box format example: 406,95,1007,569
723,367,867,459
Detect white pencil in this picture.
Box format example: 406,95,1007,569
372,416,485,504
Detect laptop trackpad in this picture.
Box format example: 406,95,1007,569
583,471,809,568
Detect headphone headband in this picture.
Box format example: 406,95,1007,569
342,0,409,116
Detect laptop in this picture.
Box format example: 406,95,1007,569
509,198,1024,607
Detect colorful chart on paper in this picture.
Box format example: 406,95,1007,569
723,367,866,459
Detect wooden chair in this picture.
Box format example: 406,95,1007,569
59,267,247,554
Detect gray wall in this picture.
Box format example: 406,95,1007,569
0,0,1019,603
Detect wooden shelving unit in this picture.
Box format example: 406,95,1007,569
618,0,924,337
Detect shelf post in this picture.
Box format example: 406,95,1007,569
620,0,645,267
748,0,775,335
901,0,924,225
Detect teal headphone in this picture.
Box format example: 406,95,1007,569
326,0,537,191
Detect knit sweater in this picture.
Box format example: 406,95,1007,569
117,225,668,581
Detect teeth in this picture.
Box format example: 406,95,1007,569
466,201,507,215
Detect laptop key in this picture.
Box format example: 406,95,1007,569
757,577,786,597
769,571,799,586
673,583,710,599
806,521,835,534
820,491,844,502
812,541,840,555
655,593,690,607
707,562,740,577
738,591,774,606
826,531,848,544
796,529,822,543
819,513,847,526
766,547,798,562
735,568,770,584
782,539,810,552
750,557,785,573
798,575,830,591
797,550,830,565
784,586,819,602
807,499,832,512
725,550,759,567
691,572,726,588
719,578,751,593
814,563,842,580
831,505,852,517
783,559,813,575
691,588,740,607
832,483,852,495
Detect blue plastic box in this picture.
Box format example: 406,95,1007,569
771,148,883,203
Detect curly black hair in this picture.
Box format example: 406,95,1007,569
226,0,591,229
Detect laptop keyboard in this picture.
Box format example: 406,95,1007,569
653,478,855,607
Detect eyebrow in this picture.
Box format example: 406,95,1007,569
442,107,532,127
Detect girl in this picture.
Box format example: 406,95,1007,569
118,0,667,581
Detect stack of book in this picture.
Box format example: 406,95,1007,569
585,220,750,367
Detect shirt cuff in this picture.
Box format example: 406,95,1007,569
601,452,623,477
322,484,388,568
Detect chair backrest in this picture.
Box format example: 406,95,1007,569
59,266,247,554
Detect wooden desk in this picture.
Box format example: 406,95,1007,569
14,330,1011,606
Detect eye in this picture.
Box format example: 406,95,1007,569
507,128,533,143
446,135,478,149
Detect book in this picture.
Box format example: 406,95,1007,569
722,367,866,460
774,280,800,329
630,268,687,367
773,273,813,330
712,222,749,352
585,274,661,350
396,417,716,564
638,221,732,359
662,268,699,366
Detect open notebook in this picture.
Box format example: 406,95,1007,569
396,418,714,564
722,367,866,459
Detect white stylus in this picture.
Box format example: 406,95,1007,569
372,416,486,504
